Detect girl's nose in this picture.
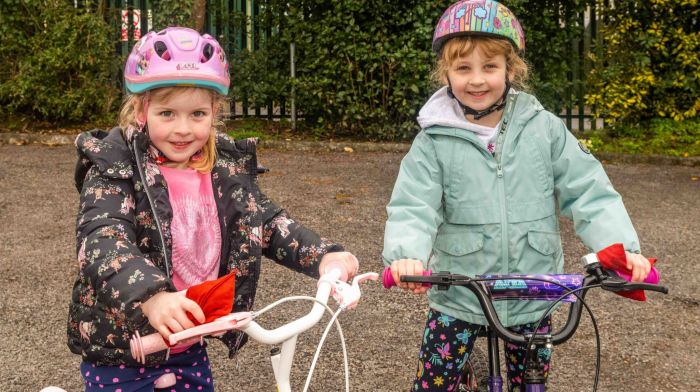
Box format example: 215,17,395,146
469,73,486,85
173,118,191,135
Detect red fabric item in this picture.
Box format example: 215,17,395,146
596,243,657,301
185,272,236,324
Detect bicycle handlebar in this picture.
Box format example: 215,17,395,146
130,269,378,364
384,263,668,346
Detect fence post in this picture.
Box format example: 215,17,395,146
290,42,296,131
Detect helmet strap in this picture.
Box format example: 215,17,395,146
447,80,510,120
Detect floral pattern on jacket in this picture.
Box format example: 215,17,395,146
68,127,342,366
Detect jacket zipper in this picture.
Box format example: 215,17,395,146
493,94,518,275
133,140,172,277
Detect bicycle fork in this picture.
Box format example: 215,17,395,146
485,329,504,392
484,328,549,392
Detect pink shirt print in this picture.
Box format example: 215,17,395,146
159,166,221,292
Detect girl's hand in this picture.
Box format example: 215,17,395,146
391,259,428,294
141,291,206,339
319,251,360,281
625,251,652,282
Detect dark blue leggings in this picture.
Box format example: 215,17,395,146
412,309,552,392
81,343,214,392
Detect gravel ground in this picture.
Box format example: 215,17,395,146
0,144,698,392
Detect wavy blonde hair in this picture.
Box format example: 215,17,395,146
119,87,226,173
431,36,529,92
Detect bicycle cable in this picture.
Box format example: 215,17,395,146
303,307,347,392
526,284,602,392
470,277,604,391
250,296,350,392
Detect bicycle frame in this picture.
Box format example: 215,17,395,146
130,268,378,392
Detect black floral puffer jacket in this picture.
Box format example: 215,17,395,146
67,127,342,366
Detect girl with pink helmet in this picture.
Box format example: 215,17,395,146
65,26,359,391
382,1,652,391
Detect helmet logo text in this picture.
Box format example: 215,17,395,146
177,63,200,71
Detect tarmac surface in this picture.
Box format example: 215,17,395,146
1,143,698,391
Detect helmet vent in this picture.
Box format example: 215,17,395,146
154,41,171,61
202,43,214,62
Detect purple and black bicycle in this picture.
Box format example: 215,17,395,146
383,250,668,392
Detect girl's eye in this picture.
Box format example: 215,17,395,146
193,111,207,117
485,64,499,70
159,111,173,117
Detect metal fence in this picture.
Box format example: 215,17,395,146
108,0,606,130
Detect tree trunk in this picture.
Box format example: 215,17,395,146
192,0,206,32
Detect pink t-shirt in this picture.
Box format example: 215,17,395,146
160,166,222,354
159,166,222,292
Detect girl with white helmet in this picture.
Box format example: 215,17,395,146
382,1,652,390
66,27,359,391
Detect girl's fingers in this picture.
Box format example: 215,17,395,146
391,262,403,289
413,286,429,294
165,318,185,335
174,311,197,331
154,321,173,339
411,262,424,291
183,299,206,324
391,259,425,291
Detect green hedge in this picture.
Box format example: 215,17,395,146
1,1,697,137
229,0,601,139
585,0,699,125
0,1,120,123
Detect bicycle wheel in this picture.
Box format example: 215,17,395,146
458,343,489,392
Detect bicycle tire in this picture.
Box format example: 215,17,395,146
458,344,489,392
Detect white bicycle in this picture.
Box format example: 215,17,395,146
42,267,377,392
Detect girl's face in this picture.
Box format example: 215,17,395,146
446,48,511,126
145,89,214,169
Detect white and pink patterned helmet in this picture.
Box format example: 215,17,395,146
124,27,230,95
433,0,525,53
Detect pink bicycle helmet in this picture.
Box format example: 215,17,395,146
124,27,230,95
433,0,525,53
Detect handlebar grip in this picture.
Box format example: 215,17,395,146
612,266,659,285
130,331,168,364
381,267,432,289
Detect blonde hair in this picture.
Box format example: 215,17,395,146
431,36,529,91
119,87,226,173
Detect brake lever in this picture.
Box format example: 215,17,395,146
600,270,669,294
331,272,379,309
401,271,464,290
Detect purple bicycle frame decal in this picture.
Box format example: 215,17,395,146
478,274,585,303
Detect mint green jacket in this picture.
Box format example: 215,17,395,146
382,91,640,326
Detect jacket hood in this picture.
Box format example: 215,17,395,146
417,86,544,132
74,128,134,192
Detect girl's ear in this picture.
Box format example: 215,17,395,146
136,96,149,128
507,63,516,84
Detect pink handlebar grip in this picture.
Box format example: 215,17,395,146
130,331,169,364
381,267,432,289
614,266,660,284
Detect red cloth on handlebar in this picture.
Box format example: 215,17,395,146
596,243,657,301
185,272,236,324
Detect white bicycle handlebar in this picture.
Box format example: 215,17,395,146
129,268,378,392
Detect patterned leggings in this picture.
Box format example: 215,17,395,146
412,309,552,392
